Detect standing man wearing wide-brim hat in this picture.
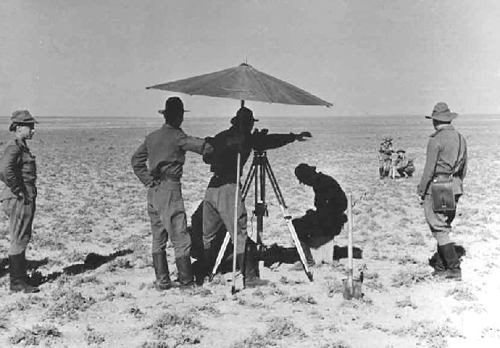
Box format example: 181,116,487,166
0,110,40,293
417,102,468,280
131,97,213,290
200,106,312,288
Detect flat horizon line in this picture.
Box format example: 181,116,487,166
0,113,498,119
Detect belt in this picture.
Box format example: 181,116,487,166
158,174,181,182
434,173,453,178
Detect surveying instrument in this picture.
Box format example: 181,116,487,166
210,142,314,283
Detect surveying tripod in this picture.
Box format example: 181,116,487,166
210,149,314,282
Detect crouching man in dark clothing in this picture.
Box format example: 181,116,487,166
201,107,311,288
291,163,348,269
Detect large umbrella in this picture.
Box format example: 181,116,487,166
147,63,331,292
146,62,332,107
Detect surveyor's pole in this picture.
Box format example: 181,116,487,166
347,192,354,291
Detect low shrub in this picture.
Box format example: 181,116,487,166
9,324,62,346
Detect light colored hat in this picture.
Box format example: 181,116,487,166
11,110,38,124
425,102,458,122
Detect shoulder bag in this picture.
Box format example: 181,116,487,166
431,134,462,212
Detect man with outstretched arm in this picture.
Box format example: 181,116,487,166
200,106,311,287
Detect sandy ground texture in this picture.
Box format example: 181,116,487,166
0,115,499,348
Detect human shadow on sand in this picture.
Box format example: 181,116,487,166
30,249,133,286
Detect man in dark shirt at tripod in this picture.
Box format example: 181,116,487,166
201,106,311,287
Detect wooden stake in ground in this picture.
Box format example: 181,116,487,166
347,192,354,292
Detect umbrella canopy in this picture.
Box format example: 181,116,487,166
146,63,332,107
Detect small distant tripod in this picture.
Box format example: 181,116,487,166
211,149,314,282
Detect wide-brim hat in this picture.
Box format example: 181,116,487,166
11,110,38,124
425,102,458,122
158,96,190,115
230,106,259,125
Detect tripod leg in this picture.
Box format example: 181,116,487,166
263,159,313,281
279,205,314,282
210,232,231,281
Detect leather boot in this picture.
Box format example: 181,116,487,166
431,245,447,277
193,248,214,286
243,240,269,288
152,252,174,291
9,253,39,293
175,256,195,288
440,244,462,281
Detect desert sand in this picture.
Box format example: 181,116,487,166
1,114,499,348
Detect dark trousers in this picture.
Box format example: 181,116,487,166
292,210,345,244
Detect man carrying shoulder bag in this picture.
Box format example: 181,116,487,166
417,102,468,281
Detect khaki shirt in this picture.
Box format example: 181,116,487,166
0,139,37,201
131,124,211,186
417,124,467,197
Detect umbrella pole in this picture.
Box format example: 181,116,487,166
231,99,245,294
231,152,241,294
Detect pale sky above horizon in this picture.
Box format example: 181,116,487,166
1,0,500,118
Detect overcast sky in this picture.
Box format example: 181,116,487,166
1,0,499,118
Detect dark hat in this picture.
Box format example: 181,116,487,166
425,102,458,122
230,107,259,126
396,149,406,153
294,163,316,179
158,97,189,115
11,110,38,124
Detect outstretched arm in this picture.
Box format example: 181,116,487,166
251,130,312,151
178,130,214,156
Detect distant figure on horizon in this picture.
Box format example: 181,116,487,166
0,110,40,293
378,136,394,179
131,97,213,290
394,149,415,178
417,102,467,281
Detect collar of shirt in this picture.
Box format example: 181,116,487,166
431,124,455,137
15,138,29,150
162,123,181,131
